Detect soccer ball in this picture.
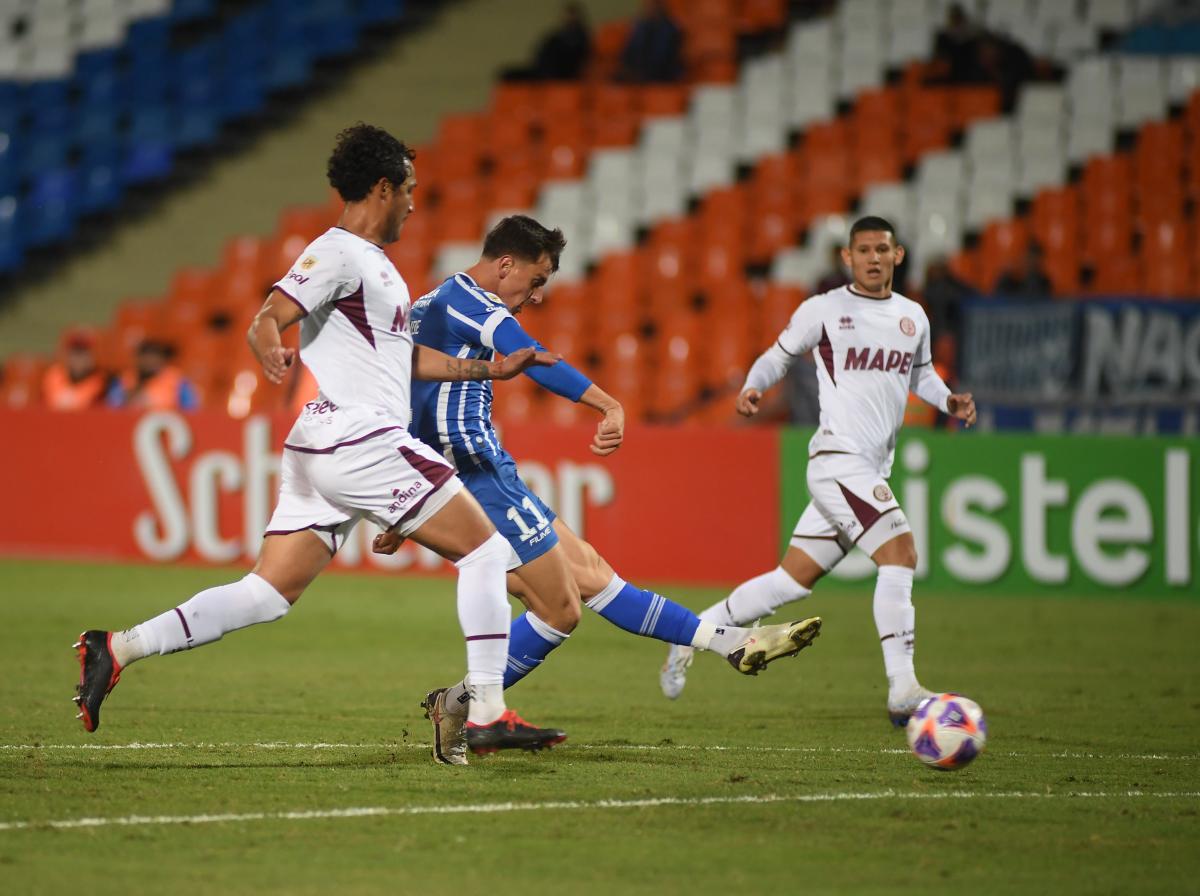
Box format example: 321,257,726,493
905,693,987,770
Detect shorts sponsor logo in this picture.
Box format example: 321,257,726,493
388,482,425,514
899,317,916,337
873,485,893,502
300,255,318,271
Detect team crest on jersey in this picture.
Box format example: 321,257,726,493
873,485,893,502
300,255,318,271
899,317,916,337
839,315,854,330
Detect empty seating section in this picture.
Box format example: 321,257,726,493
0,0,409,273
6,0,1200,422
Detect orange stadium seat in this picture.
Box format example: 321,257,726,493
978,219,1030,290
637,84,688,117
1,354,46,408
1089,254,1140,295
757,284,804,346
684,23,737,83
540,117,589,178
738,0,786,31
952,86,1001,129
591,109,640,147
902,88,954,163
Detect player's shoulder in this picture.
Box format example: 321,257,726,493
295,228,364,276
890,291,930,322
798,287,845,314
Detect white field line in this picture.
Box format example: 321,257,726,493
2,790,1198,833
0,742,1194,761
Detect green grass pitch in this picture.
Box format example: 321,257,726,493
1,558,1197,895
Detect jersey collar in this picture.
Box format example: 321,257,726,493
847,285,892,300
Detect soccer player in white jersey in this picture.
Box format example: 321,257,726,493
660,216,977,726
73,124,567,755
377,215,821,765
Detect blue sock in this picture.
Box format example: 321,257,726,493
586,576,701,645
503,612,568,689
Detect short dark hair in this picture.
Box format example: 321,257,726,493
326,123,415,202
481,215,567,272
849,215,897,244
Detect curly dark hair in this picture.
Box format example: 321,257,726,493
481,215,567,272
326,123,415,201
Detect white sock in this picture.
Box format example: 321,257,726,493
874,565,917,694
454,531,511,725
691,621,754,654
112,574,291,667
700,566,811,627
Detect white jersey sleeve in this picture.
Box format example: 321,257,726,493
273,247,359,314
743,296,827,394
908,307,951,412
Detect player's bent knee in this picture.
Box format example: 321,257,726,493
872,532,918,570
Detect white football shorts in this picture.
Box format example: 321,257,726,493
789,451,912,569
265,426,464,554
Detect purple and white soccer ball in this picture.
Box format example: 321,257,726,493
905,693,987,770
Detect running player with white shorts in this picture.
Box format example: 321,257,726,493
73,124,566,755
374,215,821,766
660,216,977,726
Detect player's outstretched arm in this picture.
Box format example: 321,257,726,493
411,345,560,382
248,290,305,384
578,383,624,456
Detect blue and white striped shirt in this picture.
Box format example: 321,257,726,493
409,271,593,469
409,273,510,468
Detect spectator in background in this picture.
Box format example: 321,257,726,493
42,329,113,411
814,244,849,294
107,339,198,411
929,3,1036,111
922,257,975,342
619,0,683,83
931,3,983,83
504,3,592,81
994,243,1052,298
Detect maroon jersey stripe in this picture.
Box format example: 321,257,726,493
333,284,376,349
818,324,837,385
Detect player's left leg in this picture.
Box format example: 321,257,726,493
525,520,822,673
661,504,843,698
869,531,934,726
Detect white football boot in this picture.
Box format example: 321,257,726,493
726,617,822,675
887,684,937,728
660,644,694,699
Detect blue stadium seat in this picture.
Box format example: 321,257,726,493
171,0,217,25
358,0,405,25
20,134,71,182
0,0,416,277
26,169,79,247
0,197,23,273
0,137,19,195
122,142,174,185
80,141,125,213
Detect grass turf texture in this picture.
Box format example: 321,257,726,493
1,558,1197,895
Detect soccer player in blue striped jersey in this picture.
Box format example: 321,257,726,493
382,215,822,765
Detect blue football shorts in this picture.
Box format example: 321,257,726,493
458,453,559,569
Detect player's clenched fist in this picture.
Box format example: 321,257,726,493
259,346,296,384
947,392,976,428
591,406,624,456
736,388,763,417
